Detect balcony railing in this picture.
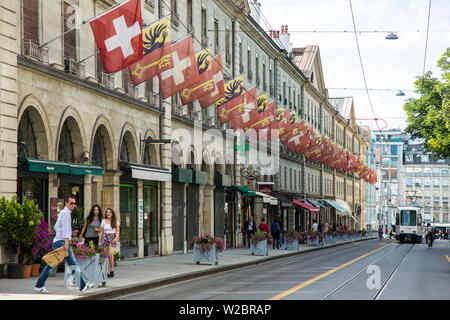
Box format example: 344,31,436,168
23,40,49,64
101,72,115,89
64,57,85,77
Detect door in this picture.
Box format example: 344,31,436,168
186,184,200,249
172,182,185,252
143,186,158,256
214,186,225,239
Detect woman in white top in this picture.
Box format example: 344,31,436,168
99,208,120,278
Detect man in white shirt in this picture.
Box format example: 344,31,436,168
312,219,318,232
35,195,91,293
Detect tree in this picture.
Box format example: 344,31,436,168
403,48,450,159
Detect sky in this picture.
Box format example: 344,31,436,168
257,0,450,131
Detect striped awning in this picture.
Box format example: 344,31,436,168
293,199,319,213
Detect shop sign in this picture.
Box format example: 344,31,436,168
138,199,143,228
258,183,273,196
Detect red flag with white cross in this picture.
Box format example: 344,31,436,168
158,35,200,100
90,0,143,74
198,54,225,109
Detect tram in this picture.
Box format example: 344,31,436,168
395,206,423,243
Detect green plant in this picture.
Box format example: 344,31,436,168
190,235,225,253
250,230,273,245
0,196,43,263
71,207,84,239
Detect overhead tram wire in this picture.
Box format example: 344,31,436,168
423,0,432,77
348,0,383,133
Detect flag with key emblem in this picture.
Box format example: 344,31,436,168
158,35,200,99
229,87,258,130
128,17,173,85
216,76,245,123
180,49,217,105
90,0,143,74
198,53,225,109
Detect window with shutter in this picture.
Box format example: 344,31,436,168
23,0,39,44
123,69,131,93
63,1,77,60
97,50,105,81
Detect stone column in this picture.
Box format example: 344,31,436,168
0,1,18,199
83,175,92,219
102,171,122,216
160,98,173,256
201,185,215,236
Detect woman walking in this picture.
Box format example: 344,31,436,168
80,205,102,247
99,208,120,278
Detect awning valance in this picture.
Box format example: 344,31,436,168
253,191,278,205
130,164,171,182
293,199,319,213
307,199,327,209
26,158,70,174
323,199,347,213
69,164,104,176
272,192,293,207
231,185,256,197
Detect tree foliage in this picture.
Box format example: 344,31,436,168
403,48,450,159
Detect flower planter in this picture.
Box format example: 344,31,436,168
284,239,299,250
22,265,32,278
31,264,41,277
65,253,108,288
307,236,319,247
250,240,268,256
7,263,24,279
193,244,219,265
325,234,335,244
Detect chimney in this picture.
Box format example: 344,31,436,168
285,25,288,33
277,30,280,38
269,30,273,38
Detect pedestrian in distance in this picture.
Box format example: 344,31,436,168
311,219,318,232
271,218,281,249
35,195,91,293
80,204,103,247
323,220,329,234
244,216,257,248
99,208,120,278
258,217,269,234
378,225,383,240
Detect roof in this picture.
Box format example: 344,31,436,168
292,45,319,78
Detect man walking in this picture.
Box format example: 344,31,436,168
244,216,257,248
271,218,282,249
35,195,91,293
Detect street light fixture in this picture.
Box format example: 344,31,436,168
385,32,399,40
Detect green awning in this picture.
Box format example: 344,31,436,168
26,158,70,174
69,164,104,176
324,199,347,212
308,199,327,209
232,185,256,197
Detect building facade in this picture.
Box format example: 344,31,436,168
0,0,369,263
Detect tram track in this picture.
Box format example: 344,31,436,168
321,242,415,300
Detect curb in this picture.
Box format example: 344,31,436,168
75,236,377,300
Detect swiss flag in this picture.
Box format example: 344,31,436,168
90,0,143,74
198,54,225,108
158,35,199,100
229,87,258,130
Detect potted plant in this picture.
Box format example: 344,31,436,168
284,231,303,250
68,240,110,288
249,230,273,256
0,196,43,278
190,235,225,265
30,217,53,277
325,230,336,244
307,231,324,246
71,207,84,242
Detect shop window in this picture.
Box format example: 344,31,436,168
120,185,137,248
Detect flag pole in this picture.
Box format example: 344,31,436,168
38,0,128,49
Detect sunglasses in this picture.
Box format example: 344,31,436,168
69,202,76,205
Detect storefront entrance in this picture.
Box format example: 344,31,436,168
120,184,138,259
143,185,158,256
172,182,185,252
186,184,200,250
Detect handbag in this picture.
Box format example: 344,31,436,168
42,246,68,267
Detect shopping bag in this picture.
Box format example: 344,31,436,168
42,246,68,267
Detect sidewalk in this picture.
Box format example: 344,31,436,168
0,236,376,300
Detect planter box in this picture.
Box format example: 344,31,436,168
284,239,299,250
325,234,336,244
307,236,319,247
250,240,268,256
64,253,108,288
193,244,219,265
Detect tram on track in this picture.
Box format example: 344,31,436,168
395,206,423,243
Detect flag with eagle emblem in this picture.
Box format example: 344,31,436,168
198,53,225,109
128,17,172,85
216,75,246,123
180,49,217,105
229,88,260,130
280,111,299,145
